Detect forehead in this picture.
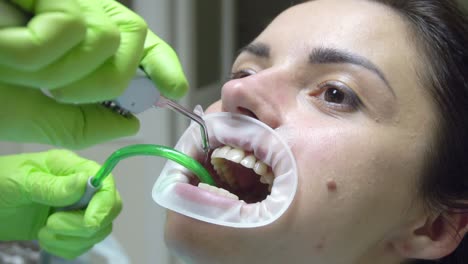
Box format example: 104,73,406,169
260,0,410,51
254,0,422,99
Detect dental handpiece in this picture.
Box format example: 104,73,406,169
59,70,213,211
102,69,211,156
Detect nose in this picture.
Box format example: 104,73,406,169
221,69,292,129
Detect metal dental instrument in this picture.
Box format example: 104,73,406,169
102,69,211,158
154,97,211,157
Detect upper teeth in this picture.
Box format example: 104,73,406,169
210,145,274,191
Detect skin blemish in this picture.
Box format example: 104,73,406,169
315,236,327,251
385,242,393,251
326,179,338,192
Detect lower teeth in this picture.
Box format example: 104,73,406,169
197,183,239,200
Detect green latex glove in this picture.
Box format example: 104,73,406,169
0,149,122,259
0,0,188,147
0,0,188,101
0,82,140,149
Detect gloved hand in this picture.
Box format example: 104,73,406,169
0,82,141,149
0,149,122,259
0,0,188,148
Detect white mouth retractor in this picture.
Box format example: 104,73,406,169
152,112,298,228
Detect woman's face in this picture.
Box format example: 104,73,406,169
165,0,438,263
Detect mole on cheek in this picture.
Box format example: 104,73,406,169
326,179,338,192
315,236,327,251
385,242,395,252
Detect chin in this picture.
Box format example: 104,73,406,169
164,211,247,264
164,209,306,264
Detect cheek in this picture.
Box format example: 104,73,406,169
205,100,222,114
285,126,361,179
290,124,421,192
288,124,424,231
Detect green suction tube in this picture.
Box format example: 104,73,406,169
91,144,215,187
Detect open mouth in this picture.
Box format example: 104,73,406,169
190,145,274,204
152,112,297,228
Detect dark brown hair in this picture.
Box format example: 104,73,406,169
368,0,468,263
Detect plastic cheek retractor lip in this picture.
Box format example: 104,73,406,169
152,112,298,228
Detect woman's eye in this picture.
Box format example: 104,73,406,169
324,88,346,104
230,69,256,79
313,81,362,112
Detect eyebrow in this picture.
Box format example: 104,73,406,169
238,43,271,58
310,47,393,94
239,43,395,96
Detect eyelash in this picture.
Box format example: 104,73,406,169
229,69,256,80
229,69,362,113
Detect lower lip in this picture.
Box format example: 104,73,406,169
174,183,241,209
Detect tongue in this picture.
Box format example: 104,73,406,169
227,162,260,190
225,162,270,204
